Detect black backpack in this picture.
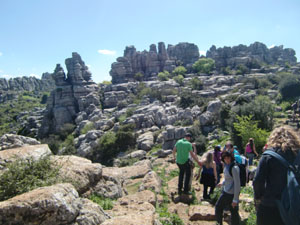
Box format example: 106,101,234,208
229,162,247,187
263,150,300,225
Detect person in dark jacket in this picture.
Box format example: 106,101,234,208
253,126,300,225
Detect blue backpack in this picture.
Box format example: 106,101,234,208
263,150,300,225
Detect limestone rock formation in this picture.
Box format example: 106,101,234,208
206,42,297,70
0,134,40,150
110,42,199,84
0,74,55,93
0,144,52,169
38,53,100,137
0,183,109,225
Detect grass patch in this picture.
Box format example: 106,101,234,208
126,181,142,195
88,193,114,210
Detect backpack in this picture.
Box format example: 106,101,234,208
263,150,300,225
229,162,247,187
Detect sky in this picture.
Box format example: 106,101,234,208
0,0,300,83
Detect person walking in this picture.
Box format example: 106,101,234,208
173,133,202,195
244,138,258,166
197,152,217,200
213,145,222,184
253,126,300,225
215,151,241,225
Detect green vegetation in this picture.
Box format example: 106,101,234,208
236,64,249,75
158,71,171,81
172,66,187,76
233,115,269,154
192,58,215,74
94,124,136,165
0,157,60,201
134,72,144,81
100,80,112,85
189,77,203,90
278,73,300,100
177,90,207,109
80,122,95,135
173,75,184,86
88,193,114,210
0,91,47,136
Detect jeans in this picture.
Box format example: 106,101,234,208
257,204,284,225
215,191,240,225
247,152,255,166
177,161,191,193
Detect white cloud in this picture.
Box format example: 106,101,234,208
98,49,116,55
87,64,92,69
30,73,41,79
269,44,275,49
199,50,206,56
0,70,3,73
0,52,3,56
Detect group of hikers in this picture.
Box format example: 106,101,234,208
172,125,300,225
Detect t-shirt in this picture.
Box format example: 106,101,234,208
175,138,192,164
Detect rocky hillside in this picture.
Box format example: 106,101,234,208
0,41,300,224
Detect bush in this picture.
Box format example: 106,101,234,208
134,72,144,81
173,75,184,86
60,134,76,155
158,71,171,81
233,115,269,154
0,157,60,201
189,77,203,90
192,58,215,74
188,121,207,154
177,90,206,109
221,66,233,75
59,123,75,140
172,66,187,76
278,74,300,99
236,64,249,75
80,122,95,135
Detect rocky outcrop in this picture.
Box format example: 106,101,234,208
0,183,109,225
162,125,191,150
110,42,199,84
207,42,297,70
52,155,103,195
0,134,40,150
0,74,55,93
0,144,52,169
38,53,100,138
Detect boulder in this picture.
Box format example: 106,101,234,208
0,134,40,150
189,205,216,221
0,144,52,169
91,175,124,199
137,132,154,151
0,183,109,225
117,190,156,206
51,155,102,194
138,171,162,193
123,150,147,160
102,159,152,180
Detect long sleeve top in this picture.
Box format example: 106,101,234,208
223,163,240,203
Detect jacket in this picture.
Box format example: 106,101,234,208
253,148,296,207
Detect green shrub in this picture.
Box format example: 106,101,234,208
173,75,184,86
88,194,114,210
192,58,215,74
233,115,269,154
172,66,187,76
134,72,144,81
158,71,170,81
59,123,75,140
80,122,95,135
101,80,112,85
189,77,203,90
42,134,61,154
0,157,60,201
278,74,300,99
221,66,233,75
60,134,76,155
177,90,206,109
236,64,249,75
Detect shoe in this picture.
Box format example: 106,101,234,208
183,191,192,195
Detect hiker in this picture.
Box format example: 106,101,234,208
188,142,197,190
196,152,217,200
173,133,202,195
213,145,223,184
244,138,258,166
292,101,298,121
253,126,300,225
215,151,241,225
226,142,243,164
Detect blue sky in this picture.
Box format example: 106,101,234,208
0,0,299,83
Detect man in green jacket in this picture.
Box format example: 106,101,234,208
173,133,202,194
